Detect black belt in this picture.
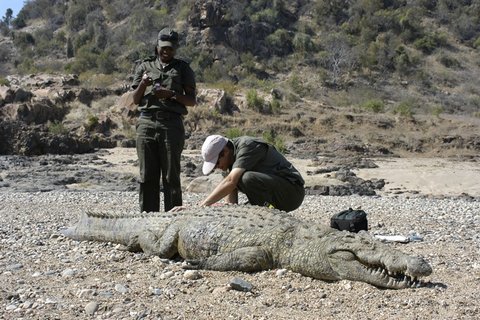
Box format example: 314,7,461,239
140,111,180,121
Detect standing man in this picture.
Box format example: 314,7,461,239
198,135,305,212
131,27,196,212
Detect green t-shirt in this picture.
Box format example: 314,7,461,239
131,56,196,115
231,136,304,185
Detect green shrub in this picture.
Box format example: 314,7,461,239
251,8,277,23
84,114,99,132
16,57,38,74
266,29,292,55
97,48,116,74
262,130,286,154
361,99,384,113
210,81,238,96
469,95,480,109
287,74,309,97
269,98,282,114
0,77,10,86
65,45,99,74
473,37,480,49
438,54,462,69
224,128,244,139
202,63,225,83
394,100,415,117
430,105,444,117
414,32,448,54
12,31,35,49
246,89,265,112
47,121,69,135
292,32,316,55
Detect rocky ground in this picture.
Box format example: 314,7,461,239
1,148,479,319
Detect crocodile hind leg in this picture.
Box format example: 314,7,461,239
185,246,274,272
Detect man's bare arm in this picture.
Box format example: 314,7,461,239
199,168,245,206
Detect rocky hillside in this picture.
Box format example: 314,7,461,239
0,0,479,157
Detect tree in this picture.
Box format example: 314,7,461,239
323,34,357,86
2,8,13,27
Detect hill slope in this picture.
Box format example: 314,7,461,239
0,0,479,157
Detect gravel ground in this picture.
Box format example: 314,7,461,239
1,191,479,319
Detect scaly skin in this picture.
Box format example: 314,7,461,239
61,205,432,289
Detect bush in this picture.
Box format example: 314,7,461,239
0,77,10,86
224,128,244,139
97,48,116,74
394,100,415,117
65,45,98,74
266,29,293,55
84,114,99,132
473,37,480,49
292,33,316,55
469,95,480,109
262,130,286,154
287,74,309,97
414,32,448,54
361,99,384,113
16,56,37,74
246,89,265,112
47,121,68,135
12,31,35,49
438,54,462,69
269,98,282,114
79,72,117,88
251,8,277,24
202,63,226,84
430,105,444,117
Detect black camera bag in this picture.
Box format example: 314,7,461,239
330,208,368,233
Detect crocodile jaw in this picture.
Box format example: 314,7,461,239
328,250,432,289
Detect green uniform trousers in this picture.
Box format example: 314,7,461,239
237,171,305,212
136,115,184,212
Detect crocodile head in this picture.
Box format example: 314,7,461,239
323,232,433,289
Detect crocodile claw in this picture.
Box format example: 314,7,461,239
182,259,201,270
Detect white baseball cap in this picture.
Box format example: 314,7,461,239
201,135,228,175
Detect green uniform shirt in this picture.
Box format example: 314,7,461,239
131,56,196,115
231,136,305,186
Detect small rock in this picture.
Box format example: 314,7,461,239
276,269,288,277
160,271,175,279
6,304,17,311
114,283,129,294
98,291,113,298
6,264,23,271
152,288,162,296
85,301,99,316
77,289,95,298
184,270,202,280
61,268,78,277
230,277,253,292
112,307,124,314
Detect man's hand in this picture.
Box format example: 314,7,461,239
141,73,153,86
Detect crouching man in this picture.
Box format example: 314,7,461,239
188,135,305,212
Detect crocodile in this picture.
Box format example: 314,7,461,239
61,205,433,289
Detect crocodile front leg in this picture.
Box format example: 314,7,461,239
137,225,180,258
186,246,275,272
